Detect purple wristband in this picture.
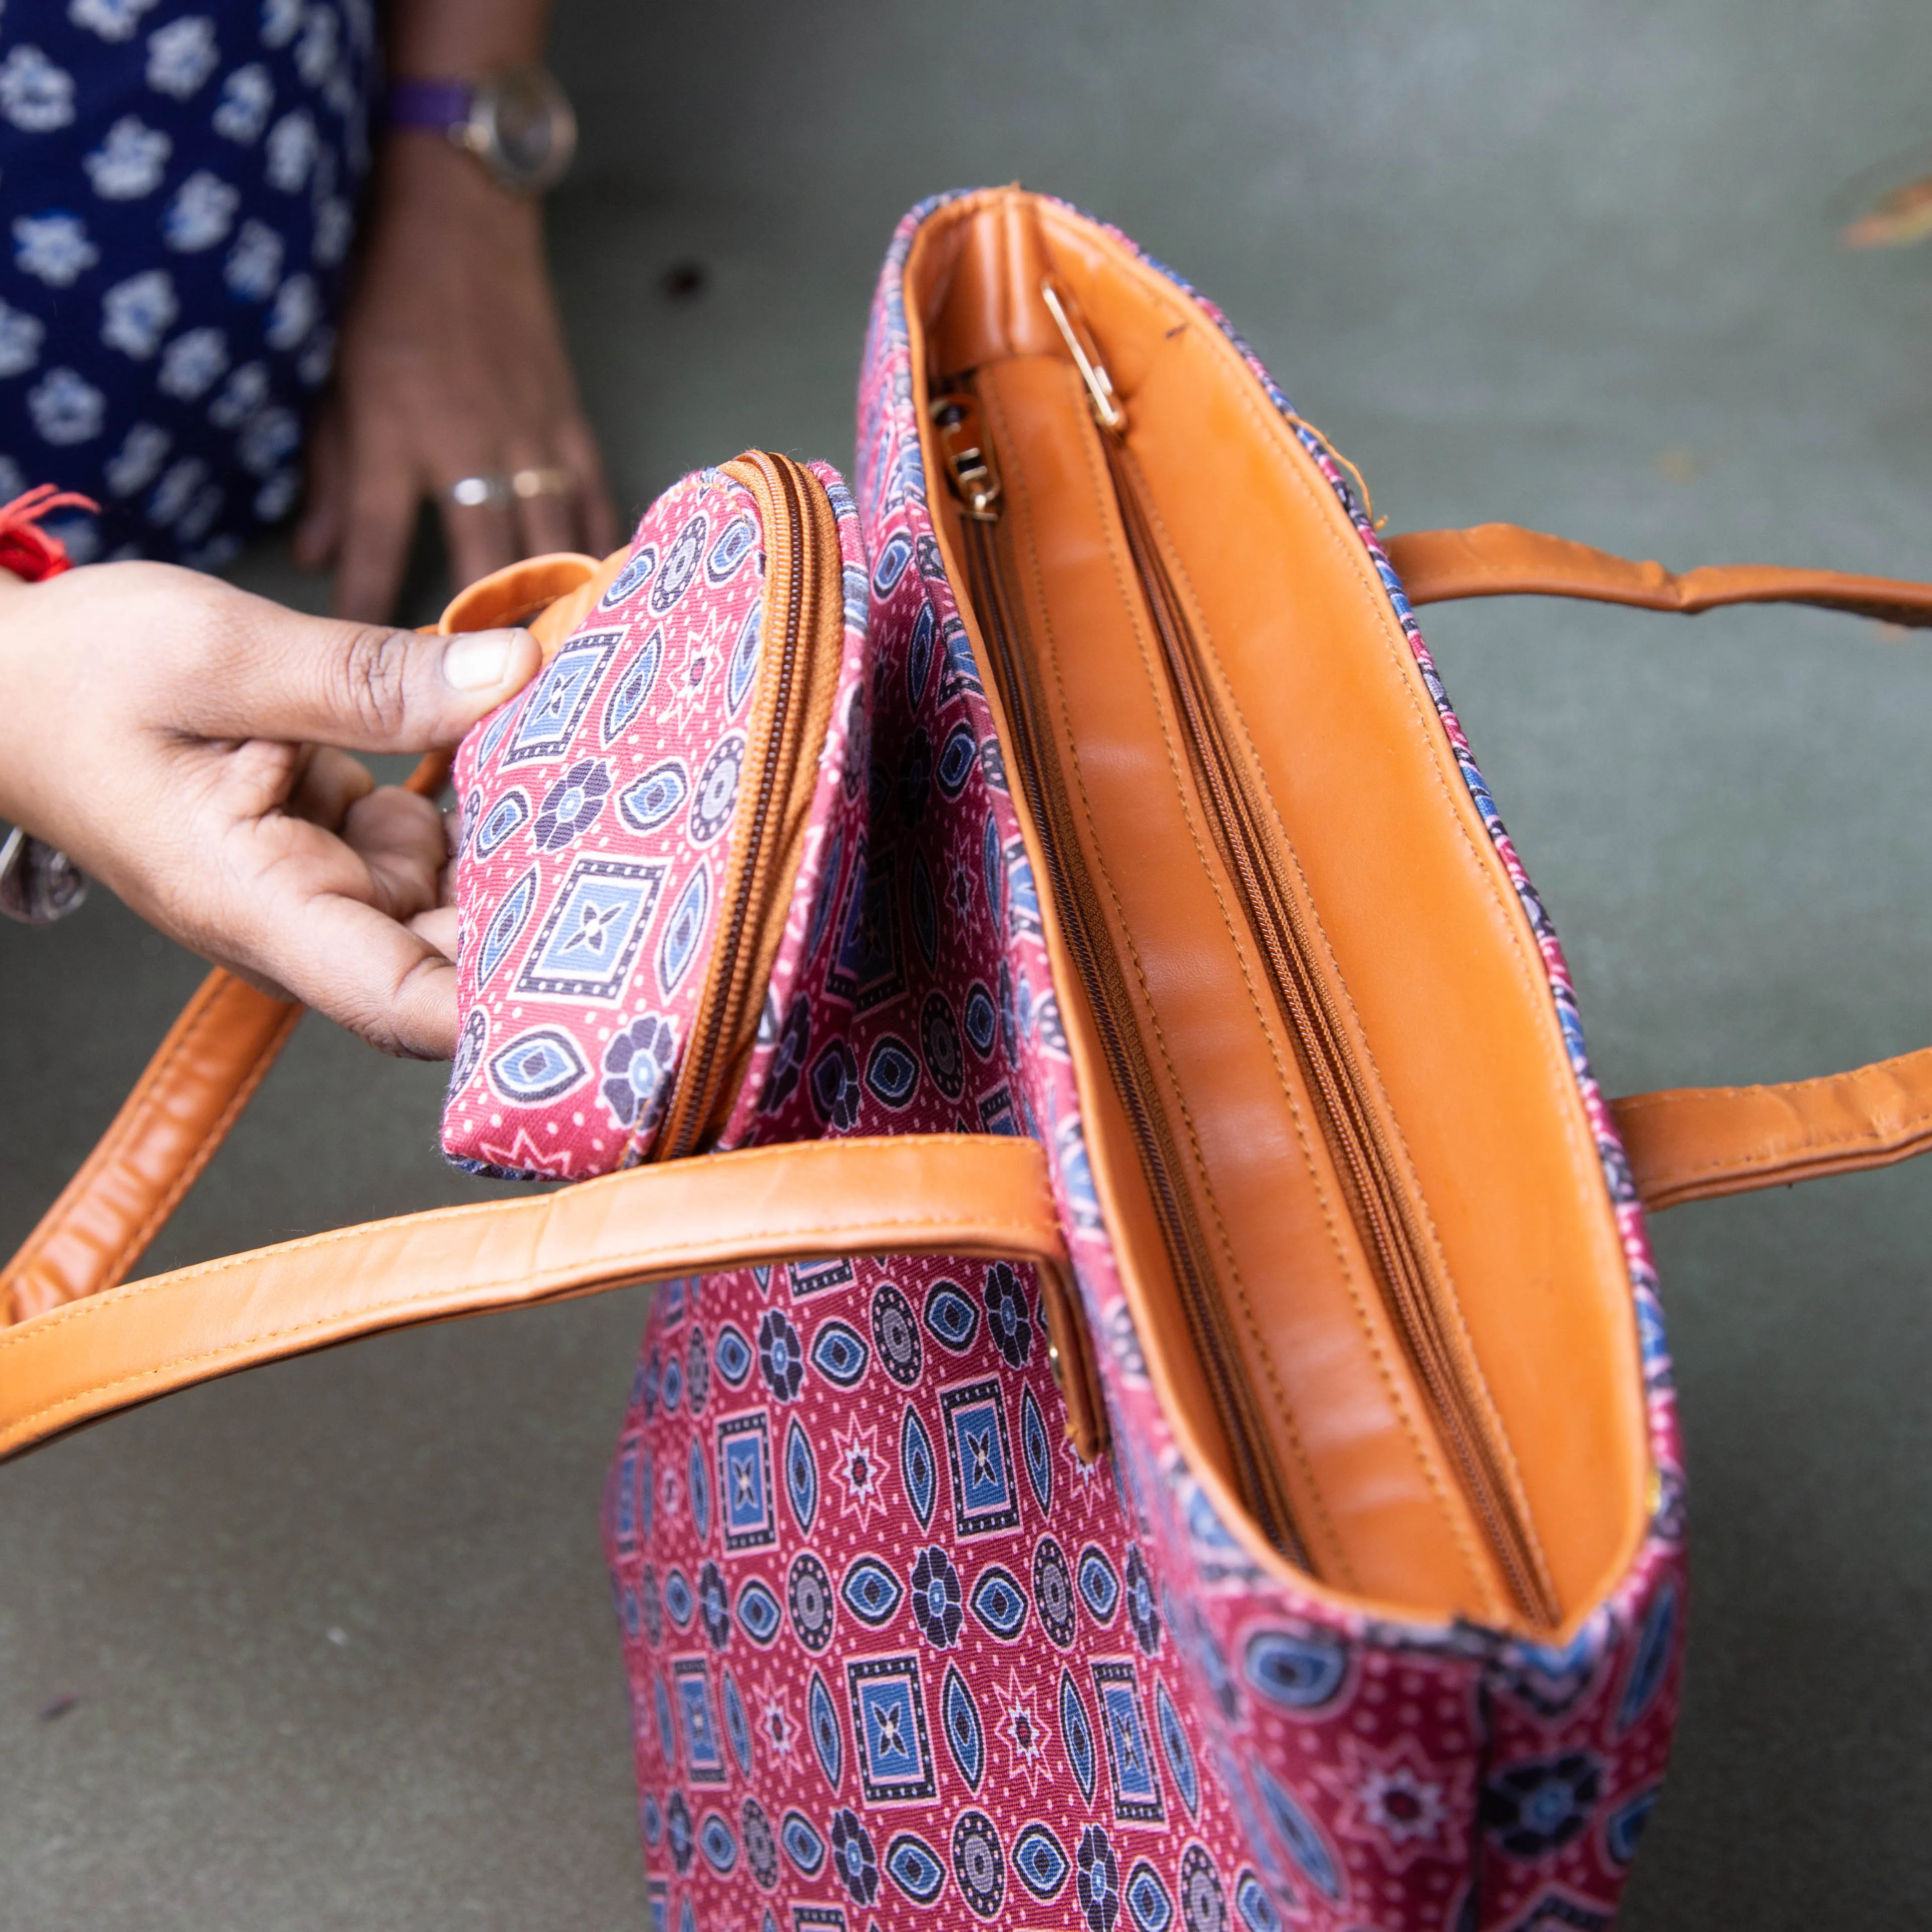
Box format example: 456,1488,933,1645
385,78,474,134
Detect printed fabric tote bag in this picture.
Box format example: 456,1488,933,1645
9,187,1932,1932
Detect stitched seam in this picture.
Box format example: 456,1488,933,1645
1620,1065,1932,1109
1642,1118,1932,1183
100,1004,300,1289
7,975,268,1300
1200,345,1592,1596
1132,455,1504,1610
987,372,1358,1585
0,1138,1048,1352
5,1188,1066,1438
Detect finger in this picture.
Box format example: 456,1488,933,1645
153,820,456,1053
293,395,348,571
410,904,459,961
339,785,449,921
440,487,520,595
273,890,461,1057
558,415,620,555
184,595,541,752
511,451,578,559
287,745,376,830
333,433,420,622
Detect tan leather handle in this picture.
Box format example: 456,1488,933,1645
1383,522,1932,627
1388,520,1932,1211
3,969,300,1324
0,1134,1098,1464
1611,1050,1932,1210
3,553,616,1322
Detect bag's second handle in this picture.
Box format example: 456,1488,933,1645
1386,520,1932,1210
1,553,613,1326
0,1133,1101,1466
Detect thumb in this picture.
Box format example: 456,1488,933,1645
186,600,542,754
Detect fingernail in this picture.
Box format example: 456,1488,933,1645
442,627,527,691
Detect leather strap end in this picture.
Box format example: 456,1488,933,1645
1615,1045,1932,1211
1385,523,1932,629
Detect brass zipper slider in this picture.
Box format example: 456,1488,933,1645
1041,279,1127,436
929,392,1003,520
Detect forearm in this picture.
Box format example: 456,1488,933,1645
386,0,553,77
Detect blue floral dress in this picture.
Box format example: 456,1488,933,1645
0,1,375,568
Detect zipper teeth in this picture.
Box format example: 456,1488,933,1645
960,494,1312,1570
663,454,812,1162
1106,441,1560,1629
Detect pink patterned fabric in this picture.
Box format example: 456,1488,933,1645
447,191,1685,1932
443,468,772,1179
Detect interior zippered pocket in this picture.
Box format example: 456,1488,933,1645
932,291,1561,1629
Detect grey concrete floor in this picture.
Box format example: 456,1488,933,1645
7,2,1932,1925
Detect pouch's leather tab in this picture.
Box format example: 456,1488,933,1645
1385,522,1932,628
1614,1048,1932,1210
435,550,602,638
0,1134,1100,1465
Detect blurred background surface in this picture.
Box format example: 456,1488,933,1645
6,2,1932,1925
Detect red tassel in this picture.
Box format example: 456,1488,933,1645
0,484,102,583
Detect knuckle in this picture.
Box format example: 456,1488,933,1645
330,624,418,740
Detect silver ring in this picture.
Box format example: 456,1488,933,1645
445,467,575,509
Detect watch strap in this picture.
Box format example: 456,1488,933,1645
385,77,474,135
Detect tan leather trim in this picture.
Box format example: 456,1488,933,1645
436,550,603,637
657,456,844,1157
1,972,299,1322
0,1135,1096,1464
1385,522,1932,626
1615,1048,1932,1209
906,189,1648,1635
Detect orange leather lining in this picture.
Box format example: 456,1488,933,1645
975,352,1512,1619
1384,522,1932,627
0,1135,1085,1463
907,190,1648,1633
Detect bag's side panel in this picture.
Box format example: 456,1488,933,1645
602,463,1262,1929
856,190,1684,1932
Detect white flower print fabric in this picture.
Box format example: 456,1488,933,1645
0,2,373,566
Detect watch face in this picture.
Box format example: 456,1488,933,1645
474,68,577,194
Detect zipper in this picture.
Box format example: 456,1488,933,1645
939,293,1560,1626
655,452,840,1163
935,388,1311,1568
648,447,1112,1468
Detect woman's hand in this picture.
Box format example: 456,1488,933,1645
294,134,619,621
0,562,540,1057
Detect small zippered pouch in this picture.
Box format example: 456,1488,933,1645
442,452,849,1179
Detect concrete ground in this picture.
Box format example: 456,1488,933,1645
7,2,1932,1925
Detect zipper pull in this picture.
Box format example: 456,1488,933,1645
929,391,1003,520
1041,279,1127,437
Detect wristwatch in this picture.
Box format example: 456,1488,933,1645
0,824,85,924
386,67,578,195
